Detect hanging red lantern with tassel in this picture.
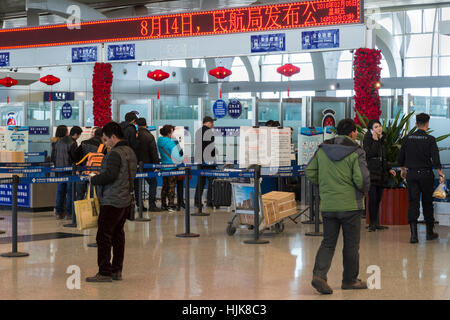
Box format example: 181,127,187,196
147,69,170,100
0,77,18,104
40,75,60,102
277,64,300,97
209,66,232,99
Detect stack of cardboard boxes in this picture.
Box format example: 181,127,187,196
262,191,297,226
0,151,25,178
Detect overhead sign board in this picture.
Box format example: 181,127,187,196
251,33,285,53
0,1,362,50
302,29,339,50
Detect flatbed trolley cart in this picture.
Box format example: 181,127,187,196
225,173,286,236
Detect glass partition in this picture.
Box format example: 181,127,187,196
282,98,302,147
204,97,254,164
53,101,80,127
153,96,200,163
311,98,347,128
258,99,279,122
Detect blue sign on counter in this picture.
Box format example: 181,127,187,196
44,92,74,102
0,183,30,208
108,44,135,61
213,99,227,119
61,103,72,119
251,33,285,53
227,99,242,119
72,46,98,63
0,52,10,67
302,29,339,50
29,126,50,135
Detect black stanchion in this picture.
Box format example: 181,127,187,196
1,175,29,258
244,166,269,245
177,167,199,238
135,162,151,222
302,181,315,225
305,184,323,237
64,165,77,228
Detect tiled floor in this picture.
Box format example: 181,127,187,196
0,208,449,300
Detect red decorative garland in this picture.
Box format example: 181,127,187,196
353,48,382,125
92,63,113,127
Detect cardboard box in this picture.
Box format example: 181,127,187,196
0,151,25,178
262,191,297,224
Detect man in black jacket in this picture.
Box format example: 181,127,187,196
120,112,140,208
120,112,139,155
398,113,445,243
54,126,82,220
194,116,217,210
86,121,137,283
136,118,161,212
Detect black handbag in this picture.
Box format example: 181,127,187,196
125,152,136,221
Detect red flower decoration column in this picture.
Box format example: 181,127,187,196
353,48,382,125
92,63,113,127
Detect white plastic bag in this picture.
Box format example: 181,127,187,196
433,183,448,200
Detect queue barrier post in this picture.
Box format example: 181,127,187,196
135,161,151,222
64,165,78,228
1,175,29,258
302,181,315,225
244,166,269,245
177,167,199,238
305,184,323,237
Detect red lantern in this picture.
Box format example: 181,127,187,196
208,66,232,98
0,77,18,104
40,75,60,102
147,70,170,99
277,64,300,97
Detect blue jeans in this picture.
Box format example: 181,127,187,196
55,173,73,215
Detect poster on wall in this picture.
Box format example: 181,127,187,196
298,127,323,166
239,127,291,168
0,127,7,150
6,126,29,152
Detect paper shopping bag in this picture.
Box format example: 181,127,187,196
74,184,100,231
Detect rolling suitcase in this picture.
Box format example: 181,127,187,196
212,180,232,207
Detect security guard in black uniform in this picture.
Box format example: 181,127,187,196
398,113,445,244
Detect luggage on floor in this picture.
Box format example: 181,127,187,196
212,180,232,207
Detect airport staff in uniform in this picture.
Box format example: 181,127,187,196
398,113,445,244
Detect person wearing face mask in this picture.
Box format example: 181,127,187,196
363,120,397,232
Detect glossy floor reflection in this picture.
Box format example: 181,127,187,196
0,209,449,300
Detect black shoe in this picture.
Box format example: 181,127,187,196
311,276,333,294
426,223,439,240
148,205,162,212
376,225,389,230
176,206,181,211
368,225,376,232
161,205,168,211
86,273,112,282
112,272,122,281
410,222,418,243
342,279,367,290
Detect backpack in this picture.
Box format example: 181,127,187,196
76,144,105,175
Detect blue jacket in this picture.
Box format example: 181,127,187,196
157,136,183,168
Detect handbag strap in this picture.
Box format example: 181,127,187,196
160,146,175,163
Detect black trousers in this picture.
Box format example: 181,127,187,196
406,169,435,224
368,185,384,226
313,210,361,283
194,165,215,207
97,205,128,277
176,178,184,206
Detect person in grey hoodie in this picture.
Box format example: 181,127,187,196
86,122,137,283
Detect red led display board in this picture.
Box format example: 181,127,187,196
0,0,362,50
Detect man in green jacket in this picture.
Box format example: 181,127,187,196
306,119,370,295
